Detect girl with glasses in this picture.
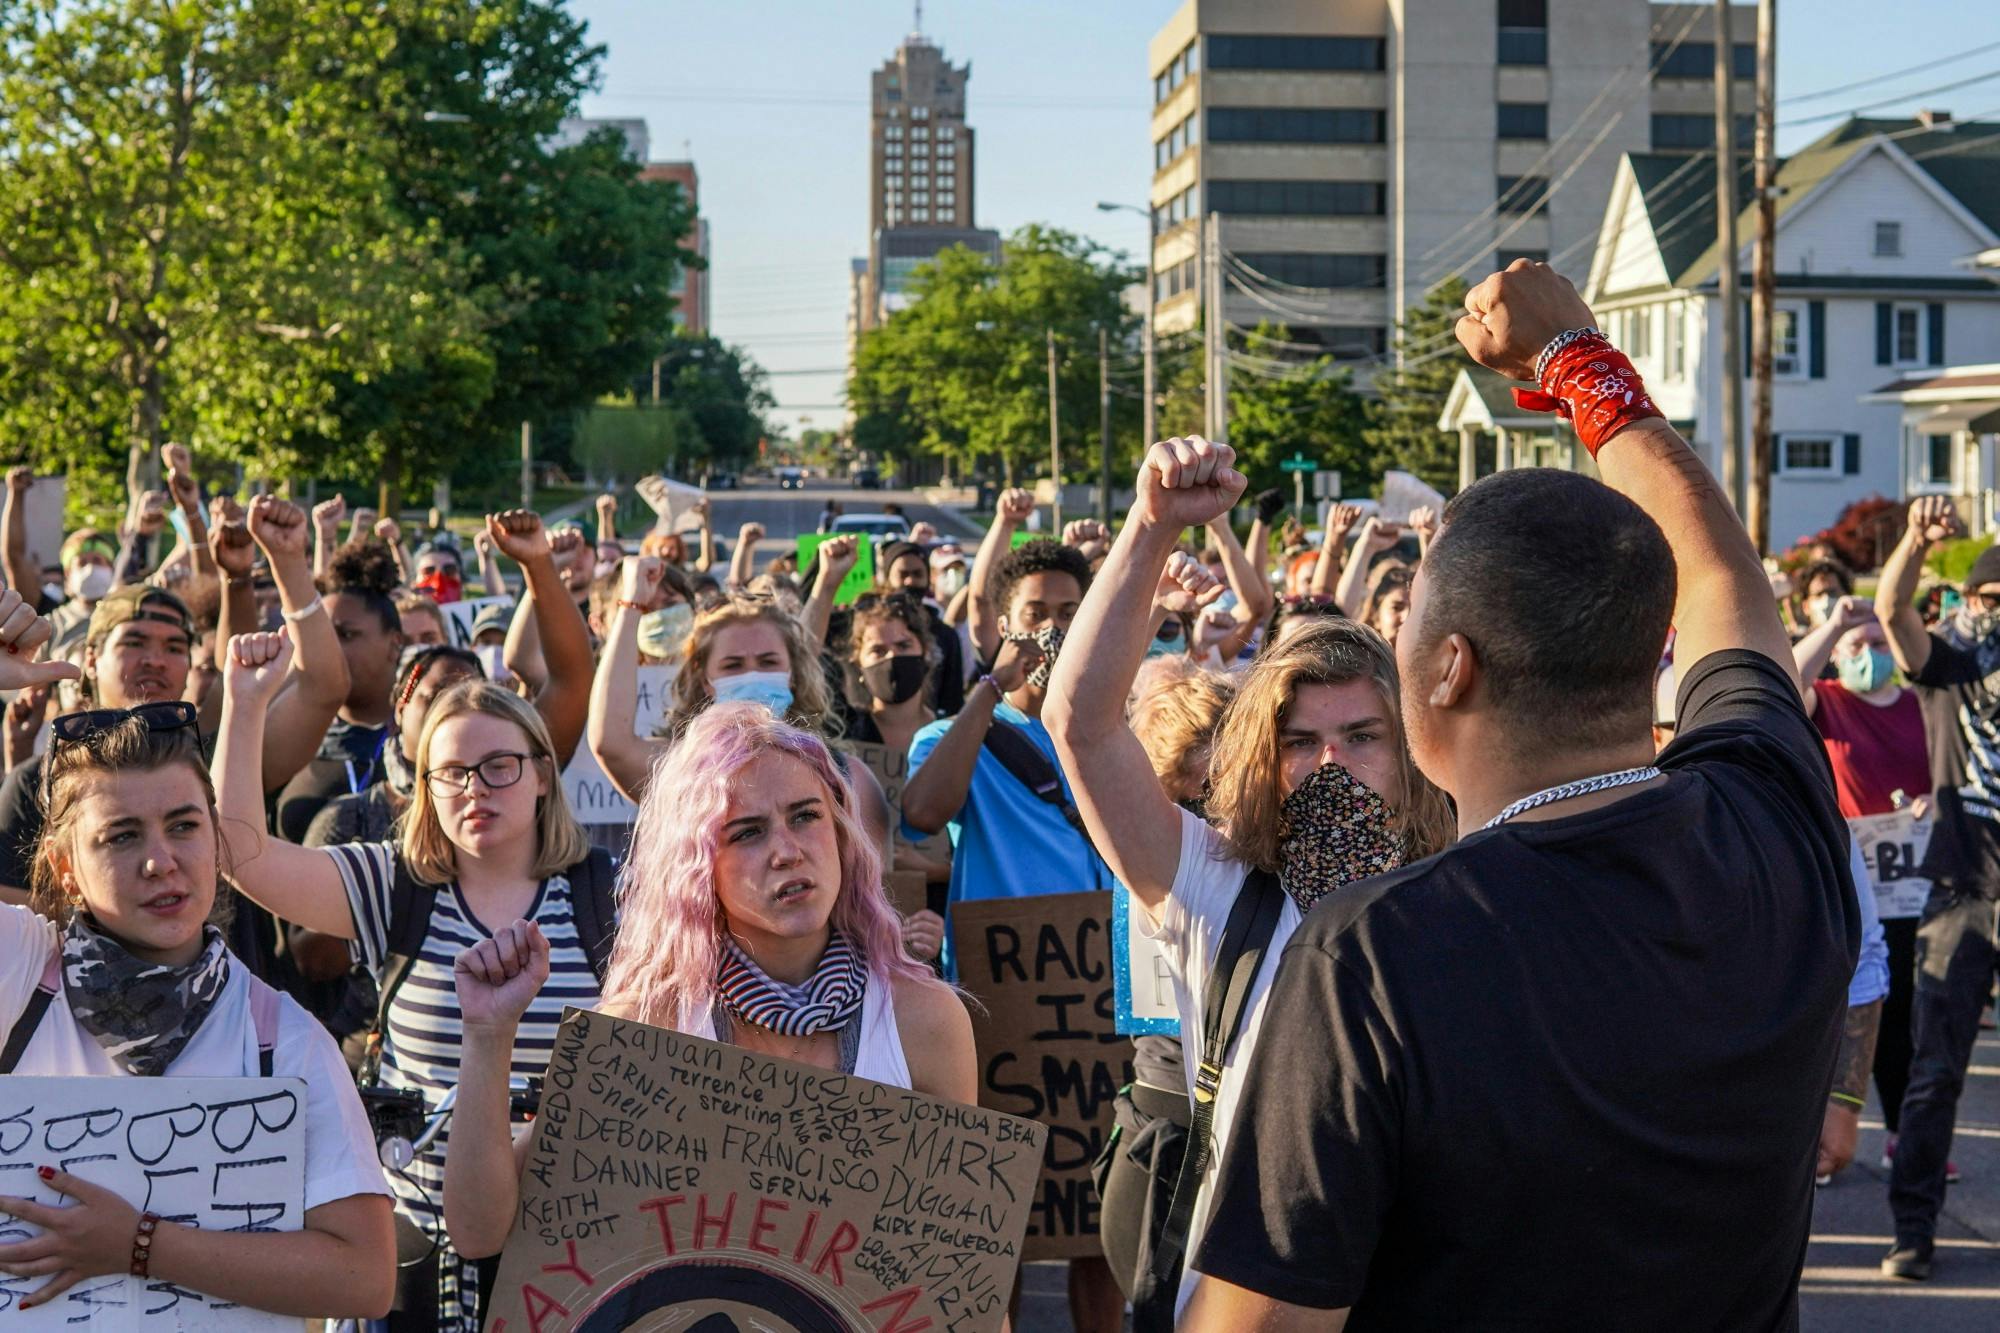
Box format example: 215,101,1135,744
214,629,603,1333
0,591,393,1320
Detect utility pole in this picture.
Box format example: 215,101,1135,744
1141,262,1156,456
520,420,533,510
651,355,663,405
1047,329,1063,532
1713,0,1746,515
1747,0,1777,553
1098,325,1113,526
1203,212,1229,442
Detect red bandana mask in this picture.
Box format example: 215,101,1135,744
413,570,462,605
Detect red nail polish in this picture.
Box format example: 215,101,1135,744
36,1166,52,1180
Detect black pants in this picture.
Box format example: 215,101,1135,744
1876,915,1919,1133
1889,892,2000,1241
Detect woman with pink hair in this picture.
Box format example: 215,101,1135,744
440,702,975,1261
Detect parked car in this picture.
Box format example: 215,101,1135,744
701,470,738,490
775,466,807,490
829,514,911,540
852,466,880,490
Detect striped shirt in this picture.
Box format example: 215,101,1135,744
328,841,602,1330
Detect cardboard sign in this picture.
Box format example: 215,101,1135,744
441,595,516,648
0,1077,306,1330
1377,470,1448,523
1851,808,1934,920
797,534,875,605
561,666,676,826
1111,883,1179,1036
950,891,1133,1261
884,870,930,919
483,1009,1042,1333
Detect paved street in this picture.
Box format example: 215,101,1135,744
695,475,981,566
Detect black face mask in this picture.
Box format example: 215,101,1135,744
861,652,928,705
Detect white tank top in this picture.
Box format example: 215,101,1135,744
686,972,912,1090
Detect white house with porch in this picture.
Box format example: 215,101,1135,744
1481,113,2000,553
1863,364,2000,534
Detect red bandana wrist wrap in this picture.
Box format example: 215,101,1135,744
1511,332,1659,458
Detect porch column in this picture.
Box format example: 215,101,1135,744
1459,426,1478,491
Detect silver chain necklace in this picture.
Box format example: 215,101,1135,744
1482,765,1663,831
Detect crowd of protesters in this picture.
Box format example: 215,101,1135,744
0,260,1990,1331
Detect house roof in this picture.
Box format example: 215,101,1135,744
1865,367,2000,401
1439,366,1547,431
1631,118,2000,290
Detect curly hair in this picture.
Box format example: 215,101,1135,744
991,539,1092,620
317,539,402,633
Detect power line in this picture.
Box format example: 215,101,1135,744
1783,41,2000,105
1779,67,2000,127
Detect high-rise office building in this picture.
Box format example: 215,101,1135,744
1147,0,1754,359
639,160,710,335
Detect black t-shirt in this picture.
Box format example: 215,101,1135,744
276,719,390,845
0,753,47,891
1910,626,2000,896
1191,651,1855,1330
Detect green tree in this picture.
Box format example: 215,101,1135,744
1363,278,1472,495
849,225,1140,484
634,332,775,467
1227,333,1376,497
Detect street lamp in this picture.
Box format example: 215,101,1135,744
1098,201,1156,521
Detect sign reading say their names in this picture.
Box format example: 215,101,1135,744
950,891,1134,1261
1850,807,1934,920
561,665,676,826
483,1009,1042,1333
0,1076,306,1331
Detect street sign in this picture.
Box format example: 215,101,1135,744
1279,453,1316,472
1313,469,1343,500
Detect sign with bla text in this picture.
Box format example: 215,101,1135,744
0,1077,306,1331
484,1009,1043,1333
949,891,1133,1261
1850,808,1934,921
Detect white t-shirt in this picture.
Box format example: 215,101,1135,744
0,905,388,1214
1136,808,1301,1318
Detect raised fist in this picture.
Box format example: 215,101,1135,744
1358,517,1405,552
455,919,550,1034
1135,436,1247,533
374,516,402,545
1254,488,1287,523
738,522,766,546
311,495,346,530
1326,503,1362,538
996,489,1036,525
1408,505,1440,543
548,525,586,569
1156,550,1226,615
5,466,30,496
224,628,294,704
351,506,378,533
595,493,618,521
208,496,254,576
136,490,169,535
160,441,192,478
1908,495,1960,547
818,535,861,582
487,509,552,565
619,555,667,611
1831,595,1874,631
1456,260,1597,381
908,520,938,546
472,529,493,558
248,494,308,560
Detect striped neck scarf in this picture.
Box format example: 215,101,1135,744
717,931,866,1037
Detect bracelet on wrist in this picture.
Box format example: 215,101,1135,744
615,598,652,612
224,573,253,587
978,672,1002,696
131,1211,161,1278
1828,1091,1865,1110
281,596,325,624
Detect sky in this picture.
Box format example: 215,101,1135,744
569,0,2000,436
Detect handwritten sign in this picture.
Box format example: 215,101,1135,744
950,891,1132,1261
561,666,676,826
796,534,876,605
1851,808,1934,921
1111,884,1178,1037
483,1009,1042,1333
0,1077,306,1330
442,595,516,648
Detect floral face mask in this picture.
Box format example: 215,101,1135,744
1276,760,1404,913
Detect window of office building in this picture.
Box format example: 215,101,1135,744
1207,107,1384,144
1653,41,1756,79
912,126,929,140
1875,221,1903,257
1496,174,1548,214
1497,102,1548,140
885,124,902,140
1650,113,1752,150
1234,252,1386,288
1207,34,1385,71
912,207,930,223
1209,179,1384,216
1497,0,1547,64
912,106,929,120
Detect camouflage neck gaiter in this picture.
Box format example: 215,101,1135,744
61,914,230,1076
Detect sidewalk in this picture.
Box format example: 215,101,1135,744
1802,1026,2000,1330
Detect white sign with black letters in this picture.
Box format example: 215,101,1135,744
1850,808,1933,921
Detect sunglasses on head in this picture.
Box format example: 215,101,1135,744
50,701,200,748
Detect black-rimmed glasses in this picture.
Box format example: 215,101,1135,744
423,752,530,797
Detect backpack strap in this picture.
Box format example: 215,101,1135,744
1135,867,1285,1331
360,853,439,1088
981,719,1097,850
0,950,61,1075
248,975,282,1078
564,847,620,985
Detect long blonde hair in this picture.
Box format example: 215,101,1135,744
402,681,590,885
667,596,836,737
1205,618,1454,873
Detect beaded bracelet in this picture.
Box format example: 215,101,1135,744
131,1211,161,1278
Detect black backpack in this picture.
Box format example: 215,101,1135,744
981,719,1097,849
1095,867,1284,1333
358,845,617,1087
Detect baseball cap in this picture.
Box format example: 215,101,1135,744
471,602,513,638
929,542,968,572
60,528,116,567
87,585,193,647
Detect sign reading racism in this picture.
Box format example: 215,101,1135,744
0,1077,306,1331
1850,807,1934,921
483,1009,1043,1333
949,891,1133,1261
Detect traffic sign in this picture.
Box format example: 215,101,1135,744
1279,453,1315,472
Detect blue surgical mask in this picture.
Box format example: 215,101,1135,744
711,669,794,716
637,603,693,661
1837,647,1896,694
1146,620,1185,659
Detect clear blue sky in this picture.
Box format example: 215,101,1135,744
569,0,2000,435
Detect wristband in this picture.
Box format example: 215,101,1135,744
615,598,652,612
1828,1091,1865,1110
281,596,325,624
978,672,1001,696
224,573,253,587
1512,331,1659,458
131,1211,160,1278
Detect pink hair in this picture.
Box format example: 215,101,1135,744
601,701,928,1029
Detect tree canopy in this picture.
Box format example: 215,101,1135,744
1362,278,1472,494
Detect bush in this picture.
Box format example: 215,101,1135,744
1779,495,1902,574
1927,533,1996,585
